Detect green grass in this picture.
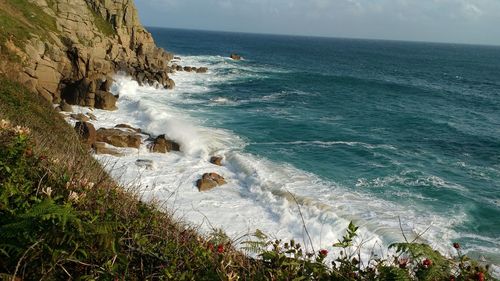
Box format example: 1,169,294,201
0,1,58,61
88,7,116,37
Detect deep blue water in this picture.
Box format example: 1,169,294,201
150,27,500,258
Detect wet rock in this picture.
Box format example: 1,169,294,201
92,142,123,156
230,53,242,60
196,173,227,192
95,91,117,110
115,124,142,133
196,67,208,73
74,121,96,146
96,128,141,148
164,78,175,90
210,156,223,166
151,135,180,153
183,66,192,72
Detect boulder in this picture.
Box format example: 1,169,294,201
176,65,183,71
196,67,208,73
210,156,223,166
196,173,227,192
96,128,141,148
95,91,117,110
70,113,90,122
230,53,242,60
92,142,123,156
74,121,96,146
183,66,192,72
151,135,180,153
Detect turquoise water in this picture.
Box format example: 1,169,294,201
150,28,500,260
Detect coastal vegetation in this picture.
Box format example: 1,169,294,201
0,76,494,280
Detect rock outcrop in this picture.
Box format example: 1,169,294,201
0,0,174,106
196,173,227,192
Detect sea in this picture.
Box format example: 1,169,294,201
84,27,500,268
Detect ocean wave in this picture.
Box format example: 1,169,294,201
252,140,396,150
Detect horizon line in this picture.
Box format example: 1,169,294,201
144,25,500,48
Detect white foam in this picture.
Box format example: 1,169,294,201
70,55,499,273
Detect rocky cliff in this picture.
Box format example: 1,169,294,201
0,0,174,110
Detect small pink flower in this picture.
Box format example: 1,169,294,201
319,249,328,256
453,242,460,249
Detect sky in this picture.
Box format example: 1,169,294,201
135,0,500,46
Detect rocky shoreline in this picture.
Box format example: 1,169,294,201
0,0,238,192
64,75,228,192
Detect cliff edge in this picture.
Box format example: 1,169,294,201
0,0,174,110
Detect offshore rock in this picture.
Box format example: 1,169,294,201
230,53,242,60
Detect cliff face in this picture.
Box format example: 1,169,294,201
0,0,174,109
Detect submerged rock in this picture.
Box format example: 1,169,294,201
96,128,141,148
197,173,227,192
151,135,180,153
136,159,155,170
